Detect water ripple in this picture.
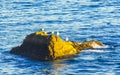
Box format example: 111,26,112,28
0,0,120,75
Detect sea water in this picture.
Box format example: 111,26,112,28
0,0,120,75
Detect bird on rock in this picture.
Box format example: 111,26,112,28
51,31,54,34
56,31,59,36
40,28,44,31
65,37,69,41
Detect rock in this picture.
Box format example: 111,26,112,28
10,31,104,61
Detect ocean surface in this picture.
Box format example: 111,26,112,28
0,0,120,75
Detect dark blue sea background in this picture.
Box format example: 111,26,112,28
0,0,120,75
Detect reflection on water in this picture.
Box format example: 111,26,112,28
52,62,68,75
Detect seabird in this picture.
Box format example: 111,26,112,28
51,31,54,34
56,31,59,36
65,37,69,41
40,28,44,31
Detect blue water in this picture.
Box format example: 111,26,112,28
0,0,120,75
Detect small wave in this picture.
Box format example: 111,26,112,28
82,45,112,53
80,56,95,60
101,45,114,49
92,45,113,49
83,49,111,53
101,45,110,48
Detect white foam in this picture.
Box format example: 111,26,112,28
84,49,110,53
80,55,95,60
101,45,110,48
92,45,111,49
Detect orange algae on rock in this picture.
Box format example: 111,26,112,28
36,31,48,36
48,35,78,59
10,31,104,61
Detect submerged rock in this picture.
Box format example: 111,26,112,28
10,31,104,61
